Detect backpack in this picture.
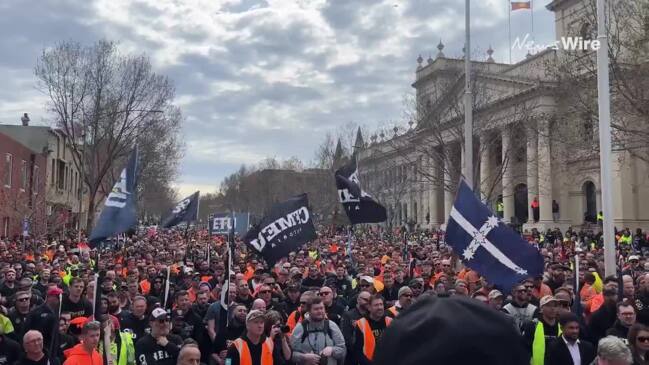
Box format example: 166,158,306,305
300,318,334,343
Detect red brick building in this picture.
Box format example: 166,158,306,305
0,132,46,238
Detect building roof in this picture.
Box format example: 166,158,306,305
0,125,52,154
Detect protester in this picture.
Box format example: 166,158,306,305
352,295,392,365
546,312,596,365
176,343,200,365
19,330,53,365
592,336,632,365
62,321,102,365
291,297,345,365
607,302,637,342
628,323,649,365
522,295,561,365
135,308,183,365
225,310,284,365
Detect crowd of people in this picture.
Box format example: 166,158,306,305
0,224,646,365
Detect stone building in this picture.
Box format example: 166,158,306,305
358,0,649,231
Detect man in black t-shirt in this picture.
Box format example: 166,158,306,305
0,333,21,365
135,308,182,365
18,330,56,365
61,278,92,320
120,296,151,341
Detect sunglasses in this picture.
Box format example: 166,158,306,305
259,290,271,294
638,337,649,343
17,297,30,302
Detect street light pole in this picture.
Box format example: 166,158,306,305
464,0,473,188
596,0,615,277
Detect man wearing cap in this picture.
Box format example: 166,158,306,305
282,284,302,317
487,290,504,311
135,308,183,365
387,287,413,317
24,286,63,352
546,263,567,293
522,295,561,365
98,314,136,365
225,310,283,365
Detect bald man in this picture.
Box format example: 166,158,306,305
177,344,200,365
19,330,48,365
251,299,267,312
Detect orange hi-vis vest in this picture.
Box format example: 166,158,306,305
387,306,399,317
233,337,274,365
286,310,303,335
355,317,393,361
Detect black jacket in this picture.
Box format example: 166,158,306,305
606,320,631,341
587,301,617,345
546,337,596,365
23,304,58,352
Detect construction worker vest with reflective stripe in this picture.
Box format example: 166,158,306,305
531,321,561,365
233,337,274,365
356,317,393,361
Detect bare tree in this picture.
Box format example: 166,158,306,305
545,0,649,163
35,40,183,230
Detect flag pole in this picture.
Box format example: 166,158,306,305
596,0,615,277
464,0,474,188
163,266,171,308
530,0,534,42
508,0,512,64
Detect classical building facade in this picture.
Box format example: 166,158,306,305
358,0,649,231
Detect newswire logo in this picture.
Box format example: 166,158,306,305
512,33,601,52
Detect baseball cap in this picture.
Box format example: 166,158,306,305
150,308,170,321
360,276,374,284
488,290,504,300
246,309,265,323
629,255,640,262
539,295,558,307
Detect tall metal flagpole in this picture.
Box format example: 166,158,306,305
508,0,512,64
596,0,615,277
464,0,474,188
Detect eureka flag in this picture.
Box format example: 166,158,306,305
444,180,543,291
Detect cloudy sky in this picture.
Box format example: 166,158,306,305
0,0,555,196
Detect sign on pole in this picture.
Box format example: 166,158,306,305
209,212,250,236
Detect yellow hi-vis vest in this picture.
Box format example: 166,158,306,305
531,321,561,365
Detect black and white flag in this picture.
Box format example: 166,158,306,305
161,191,200,228
243,194,317,266
335,157,387,224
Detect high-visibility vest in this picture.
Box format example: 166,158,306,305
387,306,399,317
531,321,561,365
286,310,302,335
233,337,274,365
355,317,393,361
99,332,135,365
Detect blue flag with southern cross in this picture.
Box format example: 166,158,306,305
445,179,543,292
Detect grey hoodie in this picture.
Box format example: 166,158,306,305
291,315,346,365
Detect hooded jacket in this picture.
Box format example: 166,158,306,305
63,343,103,365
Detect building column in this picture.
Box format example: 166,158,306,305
526,127,538,223
429,154,442,225
537,119,554,222
480,136,492,203
502,129,515,223
444,153,454,224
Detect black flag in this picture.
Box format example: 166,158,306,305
335,157,387,224
161,191,200,228
244,194,317,266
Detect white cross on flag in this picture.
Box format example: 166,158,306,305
445,180,543,291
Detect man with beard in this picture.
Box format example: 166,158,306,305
120,296,150,341
61,278,92,320
341,291,370,365
503,283,538,333
352,295,393,365
212,303,247,365
172,291,208,363
107,292,123,316
301,265,324,292
546,312,596,365
235,280,254,309
0,268,18,298
331,266,353,300
387,287,413,317
191,292,210,320
32,270,50,297
606,301,636,342
291,297,346,365
282,284,301,317
319,286,344,326
522,295,561,365
7,291,31,342
545,263,567,293
408,279,424,300
622,275,636,302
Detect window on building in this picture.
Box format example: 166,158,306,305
57,160,65,190
20,160,27,191
3,154,12,187
33,165,39,195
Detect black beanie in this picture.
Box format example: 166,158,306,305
374,295,529,365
